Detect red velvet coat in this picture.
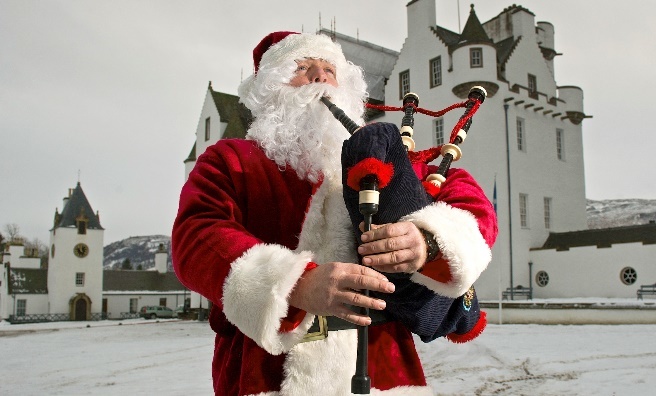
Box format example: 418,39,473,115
172,139,497,395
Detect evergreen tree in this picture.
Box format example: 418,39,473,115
121,258,132,270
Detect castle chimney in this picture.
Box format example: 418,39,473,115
155,243,168,274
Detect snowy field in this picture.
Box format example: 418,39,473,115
1,318,655,395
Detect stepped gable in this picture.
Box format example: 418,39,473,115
430,25,461,47
54,182,103,230
535,222,656,251
495,35,522,76
103,270,184,292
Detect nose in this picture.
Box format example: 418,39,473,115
307,66,328,83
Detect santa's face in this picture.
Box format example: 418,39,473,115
240,47,367,184
288,58,338,88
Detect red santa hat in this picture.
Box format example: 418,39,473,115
250,31,348,74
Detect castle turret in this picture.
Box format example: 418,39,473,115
48,182,104,320
450,4,498,98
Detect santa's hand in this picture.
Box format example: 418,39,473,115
358,221,428,273
288,262,395,326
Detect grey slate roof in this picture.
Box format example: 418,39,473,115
103,270,185,292
459,5,493,45
7,268,185,295
319,28,399,102
534,223,656,251
430,25,461,47
9,268,48,294
210,87,252,139
54,182,103,230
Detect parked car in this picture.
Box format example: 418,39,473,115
139,305,177,319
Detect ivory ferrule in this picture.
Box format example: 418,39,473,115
359,190,380,204
441,143,462,161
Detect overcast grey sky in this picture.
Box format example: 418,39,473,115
1,0,655,245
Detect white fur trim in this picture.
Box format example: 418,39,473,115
295,179,358,264
279,326,434,395
281,329,358,395
259,33,347,75
402,201,491,298
222,244,316,355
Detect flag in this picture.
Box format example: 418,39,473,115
493,174,497,214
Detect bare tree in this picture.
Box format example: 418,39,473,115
4,223,22,243
25,237,49,268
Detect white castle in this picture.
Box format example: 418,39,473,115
186,1,656,304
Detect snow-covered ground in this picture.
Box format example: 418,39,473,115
1,318,654,395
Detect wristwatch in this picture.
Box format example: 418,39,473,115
420,228,440,263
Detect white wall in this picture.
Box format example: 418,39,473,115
103,292,187,318
530,243,656,298
48,227,104,314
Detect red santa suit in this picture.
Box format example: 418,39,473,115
172,32,497,396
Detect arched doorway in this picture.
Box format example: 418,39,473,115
75,299,87,321
69,293,92,321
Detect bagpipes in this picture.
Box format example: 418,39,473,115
321,86,486,394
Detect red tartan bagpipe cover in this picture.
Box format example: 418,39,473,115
341,122,483,342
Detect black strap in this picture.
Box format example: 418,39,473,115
307,309,392,333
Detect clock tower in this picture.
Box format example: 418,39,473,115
48,182,104,320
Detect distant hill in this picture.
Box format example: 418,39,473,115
103,199,656,269
103,235,171,270
587,199,656,229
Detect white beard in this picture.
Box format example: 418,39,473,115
246,83,363,184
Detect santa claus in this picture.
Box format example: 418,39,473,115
172,31,497,396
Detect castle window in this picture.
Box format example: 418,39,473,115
544,197,552,229
16,299,27,316
204,117,211,141
536,271,549,287
556,128,565,160
399,70,410,99
517,117,526,151
519,193,529,228
430,56,442,87
433,117,444,145
75,272,85,287
621,267,637,285
528,74,537,97
470,48,483,68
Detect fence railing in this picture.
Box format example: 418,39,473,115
8,312,109,324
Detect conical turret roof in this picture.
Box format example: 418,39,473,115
54,182,103,230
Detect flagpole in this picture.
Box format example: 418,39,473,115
457,0,461,33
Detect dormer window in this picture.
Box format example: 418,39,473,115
470,48,483,68
528,74,537,97
76,209,88,235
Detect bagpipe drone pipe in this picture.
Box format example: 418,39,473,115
322,87,486,393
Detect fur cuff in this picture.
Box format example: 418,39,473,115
402,201,491,298
222,244,316,355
